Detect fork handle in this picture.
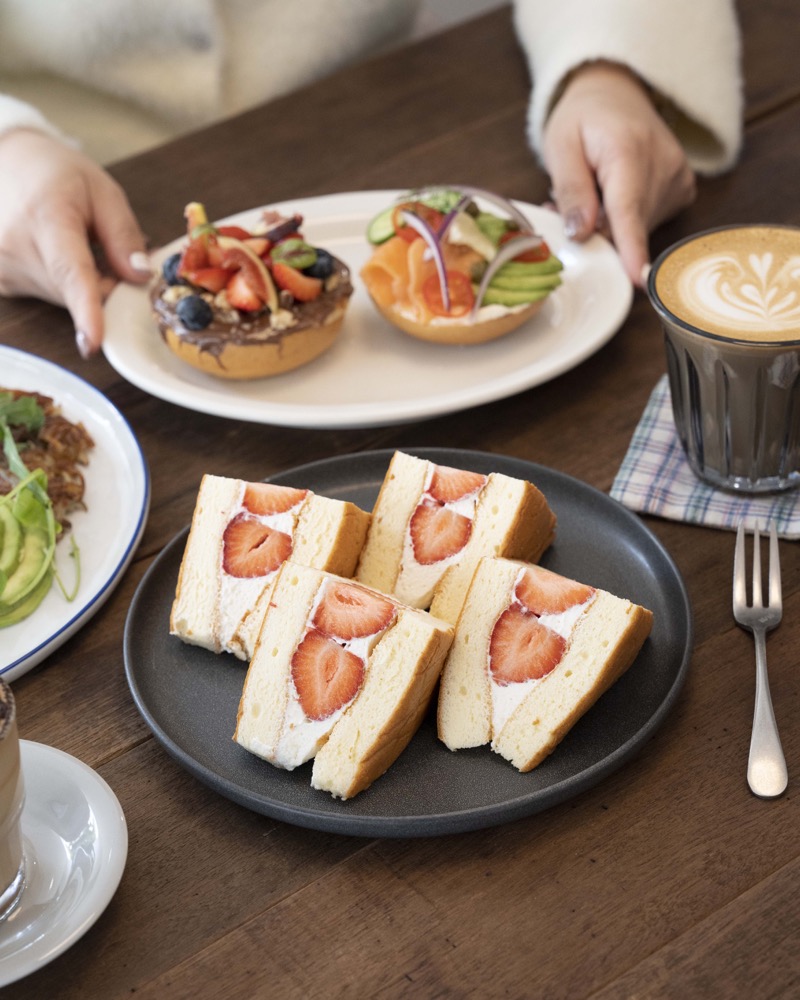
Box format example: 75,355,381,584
747,628,788,798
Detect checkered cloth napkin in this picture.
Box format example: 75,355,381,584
610,375,800,539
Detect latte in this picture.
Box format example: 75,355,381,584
653,225,800,343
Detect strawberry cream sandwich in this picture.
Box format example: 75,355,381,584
437,557,653,771
234,564,453,799
170,474,370,660
355,451,556,625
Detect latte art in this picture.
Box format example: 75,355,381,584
680,251,800,333
653,225,800,343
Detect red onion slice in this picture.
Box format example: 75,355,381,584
418,184,534,233
470,234,546,321
401,209,450,312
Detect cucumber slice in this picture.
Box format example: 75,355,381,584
366,207,398,245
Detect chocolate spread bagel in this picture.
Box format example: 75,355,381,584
151,203,353,380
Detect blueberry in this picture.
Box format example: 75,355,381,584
303,248,334,279
162,252,185,286
176,295,213,331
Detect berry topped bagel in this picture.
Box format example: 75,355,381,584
151,202,353,379
360,185,563,345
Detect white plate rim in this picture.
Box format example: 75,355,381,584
0,346,150,681
103,190,632,428
0,740,128,987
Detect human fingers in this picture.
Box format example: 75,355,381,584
596,158,652,287
89,172,151,284
34,211,105,355
542,121,602,242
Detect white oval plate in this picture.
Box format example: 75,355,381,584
0,741,128,987
103,190,632,428
0,347,150,681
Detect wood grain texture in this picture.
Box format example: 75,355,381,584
3,3,800,997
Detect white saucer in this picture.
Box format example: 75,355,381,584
0,742,128,987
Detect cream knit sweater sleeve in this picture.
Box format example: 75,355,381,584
513,0,743,175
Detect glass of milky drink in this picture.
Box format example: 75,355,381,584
0,678,25,920
648,225,800,493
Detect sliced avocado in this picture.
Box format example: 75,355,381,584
498,256,564,277
0,505,21,575
488,272,562,293
478,285,555,307
0,528,50,606
0,569,53,627
474,212,510,246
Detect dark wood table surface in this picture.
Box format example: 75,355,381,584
3,3,799,996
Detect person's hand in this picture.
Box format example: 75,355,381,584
0,129,151,357
542,61,696,287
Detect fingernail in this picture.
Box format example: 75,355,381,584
563,209,585,240
75,329,93,359
640,263,652,287
129,251,152,274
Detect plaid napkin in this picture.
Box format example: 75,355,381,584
610,375,800,539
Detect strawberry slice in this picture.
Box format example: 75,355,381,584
272,262,323,302
243,483,308,516
291,629,365,721
182,266,231,293
515,566,595,617
222,514,292,578
489,604,565,685
178,237,210,275
409,499,472,565
226,271,263,312
428,465,487,504
313,581,396,640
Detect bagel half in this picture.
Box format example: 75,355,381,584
161,308,347,380
369,296,545,346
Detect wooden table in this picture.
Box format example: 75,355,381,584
3,3,799,996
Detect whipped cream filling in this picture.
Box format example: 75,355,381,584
394,462,482,607
270,581,393,769
489,578,597,736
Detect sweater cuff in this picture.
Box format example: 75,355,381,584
512,0,743,175
0,94,77,147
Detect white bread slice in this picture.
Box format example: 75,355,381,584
355,451,555,625
234,563,453,799
438,557,653,771
311,601,453,799
170,474,369,658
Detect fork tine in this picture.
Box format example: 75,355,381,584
752,525,763,607
734,522,747,609
768,522,782,610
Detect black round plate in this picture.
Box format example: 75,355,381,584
124,448,692,838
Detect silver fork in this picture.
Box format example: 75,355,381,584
733,522,788,798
